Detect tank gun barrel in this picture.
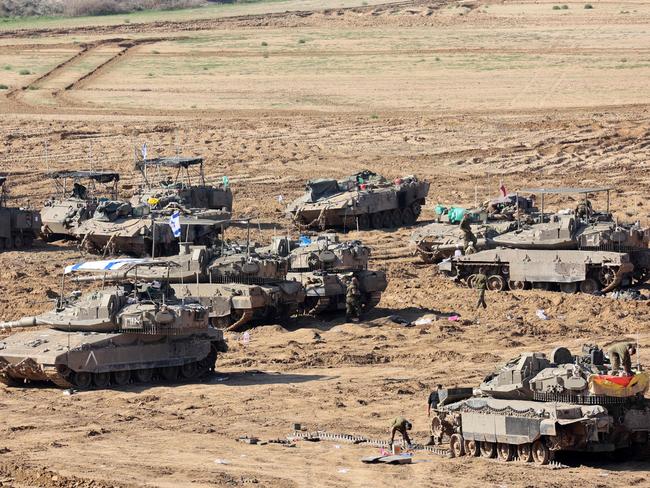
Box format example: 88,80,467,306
0,316,45,331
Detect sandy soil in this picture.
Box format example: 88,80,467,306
0,0,650,486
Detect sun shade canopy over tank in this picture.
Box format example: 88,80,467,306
47,170,120,183
135,157,204,170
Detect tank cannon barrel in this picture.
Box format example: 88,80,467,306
0,316,44,331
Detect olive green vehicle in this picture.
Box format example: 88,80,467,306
75,156,232,256
439,187,650,293
0,176,41,251
267,234,388,314
76,242,305,331
0,261,227,389
40,170,120,241
430,345,650,464
287,170,429,231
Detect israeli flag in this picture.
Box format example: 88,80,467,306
141,143,147,160
298,235,311,246
169,211,181,238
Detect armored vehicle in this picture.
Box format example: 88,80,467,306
0,176,40,250
411,193,535,263
287,170,429,231
40,170,120,241
439,187,649,293
272,234,388,314
430,345,650,464
0,260,227,389
74,240,305,331
75,156,233,256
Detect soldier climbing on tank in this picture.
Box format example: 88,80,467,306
389,416,412,448
459,213,477,253
72,182,87,200
608,341,636,376
474,267,487,311
346,276,362,322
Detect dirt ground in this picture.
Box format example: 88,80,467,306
1,0,650,486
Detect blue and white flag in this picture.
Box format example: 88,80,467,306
298,235,312,246
169,211,181,238
141,143,147,161
64,258,148,274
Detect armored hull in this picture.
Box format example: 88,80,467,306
431,347,650,463
287,171,429,231
40,198,94,240
0,177,41,251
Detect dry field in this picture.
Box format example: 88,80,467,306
1,0,650,486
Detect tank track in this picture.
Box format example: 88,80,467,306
286,430,568,469
307,297,331,315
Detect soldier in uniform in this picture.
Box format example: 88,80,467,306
459,213,477,253
575,199,592,220
346,276,362,322
608,341,636,376
474,267,487,310
389,416,413,448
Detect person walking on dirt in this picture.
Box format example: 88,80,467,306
346,277,362,322
474,267,488,310
389,416,412,448
459,213,477,252
608,341,636,376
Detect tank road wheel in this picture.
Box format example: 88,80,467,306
160,366,179,382
579,278,600,295
450,434,465,457
112,370,131,386
480,441,497,459
389,209,402,228
72,372,92,389
356,214,370,230
532,440,551,465
487,275,506,292
401,208,416,226
508,280,527,291
532,282,549,291
370,212,384,229
598,267,617,287
134,369,154,384
559,282,578,294
517,443,533,463
180,362,199,380
465,440,480,457
466,274,477,289
497,443,514,462
92,372,110,388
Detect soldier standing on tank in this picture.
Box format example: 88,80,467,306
608,341,636,376
459,213,477,253
474,267,488,311
346,276,362,322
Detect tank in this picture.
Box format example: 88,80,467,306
0,261,227,389
278,234,388,314
438,187,650,293
0,176,41,250
40,170,120,241
411,193,535,263
430,345,650,463
286,170,429,231
75,156,232,256
74,242,305,331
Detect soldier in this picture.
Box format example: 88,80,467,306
389,416,412,448
474,267,487,310
459,213,477,252
427,384,443,417
608,341,637,376
346,276,362,322
72,182,87,200
575,199,592,220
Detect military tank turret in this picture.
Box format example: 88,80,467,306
0,176,41,251
0,260,227,389
279,234,388,314
439,187,649,293
430,345,650,464
40,170,120,241
287,170,429,231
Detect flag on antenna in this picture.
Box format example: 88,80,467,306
499,181,507,197
168,211,181,238
141,143,147,161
